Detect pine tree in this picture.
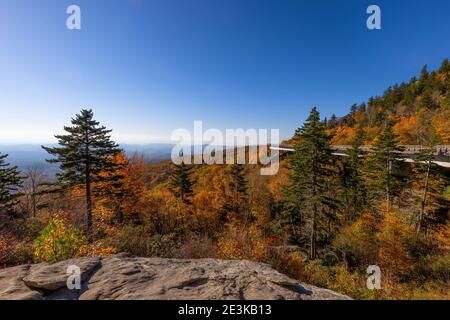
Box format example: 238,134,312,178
419,64,429,81
341,125,365,219
417,65,429,95
286,107,339,259
42,109,122,241
420,90,435,109
227,164,248,213
169,161,194,204
327,114,338,129
0,153,23,210
348,104,358,127
439,58,450,73
363,120,404,210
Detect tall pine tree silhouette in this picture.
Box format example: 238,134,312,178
287,107,339,259
0,152,23,210
43,109,121,241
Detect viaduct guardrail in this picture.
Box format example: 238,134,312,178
270,145,450,168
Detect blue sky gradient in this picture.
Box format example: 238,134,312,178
1,0,449,143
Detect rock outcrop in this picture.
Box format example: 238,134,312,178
0,253,351,300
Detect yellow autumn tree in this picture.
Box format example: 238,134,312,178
34,213,87,263
217,221,268,261
331,126,356,145
432,109,450,144
393,115,420,144
377,210,414,280
333,210,378,267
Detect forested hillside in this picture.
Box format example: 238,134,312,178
0,60,449,300
326,59,450,146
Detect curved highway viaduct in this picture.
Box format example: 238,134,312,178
270,145,450,168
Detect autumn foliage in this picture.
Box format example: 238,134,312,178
0,60,449,300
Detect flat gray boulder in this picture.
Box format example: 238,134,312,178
23,257,101,291
0,254,351,300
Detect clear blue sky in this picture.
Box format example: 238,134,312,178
1,0,449,144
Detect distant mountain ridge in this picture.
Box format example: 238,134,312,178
0,143,176,174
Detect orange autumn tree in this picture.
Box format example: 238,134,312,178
190,190,223,236
119,152,148,220
393,115,421,144
432,109,450,144
376,210,414,280
332,126,356,145
217,221,268,261
96,151,148,225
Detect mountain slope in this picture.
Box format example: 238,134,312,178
326,59,450,145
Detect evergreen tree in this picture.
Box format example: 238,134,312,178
358,103,366,113
327,114,338,129
439,58,450,73
341,125,365,219
348,104,358,127
42,109,122,241
169,161,194,204
286,107,339,259
419,64,429,82
227,164,248,213
363,120,404,210
417,64,429,94
0,153,23,210
420,88,432,108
